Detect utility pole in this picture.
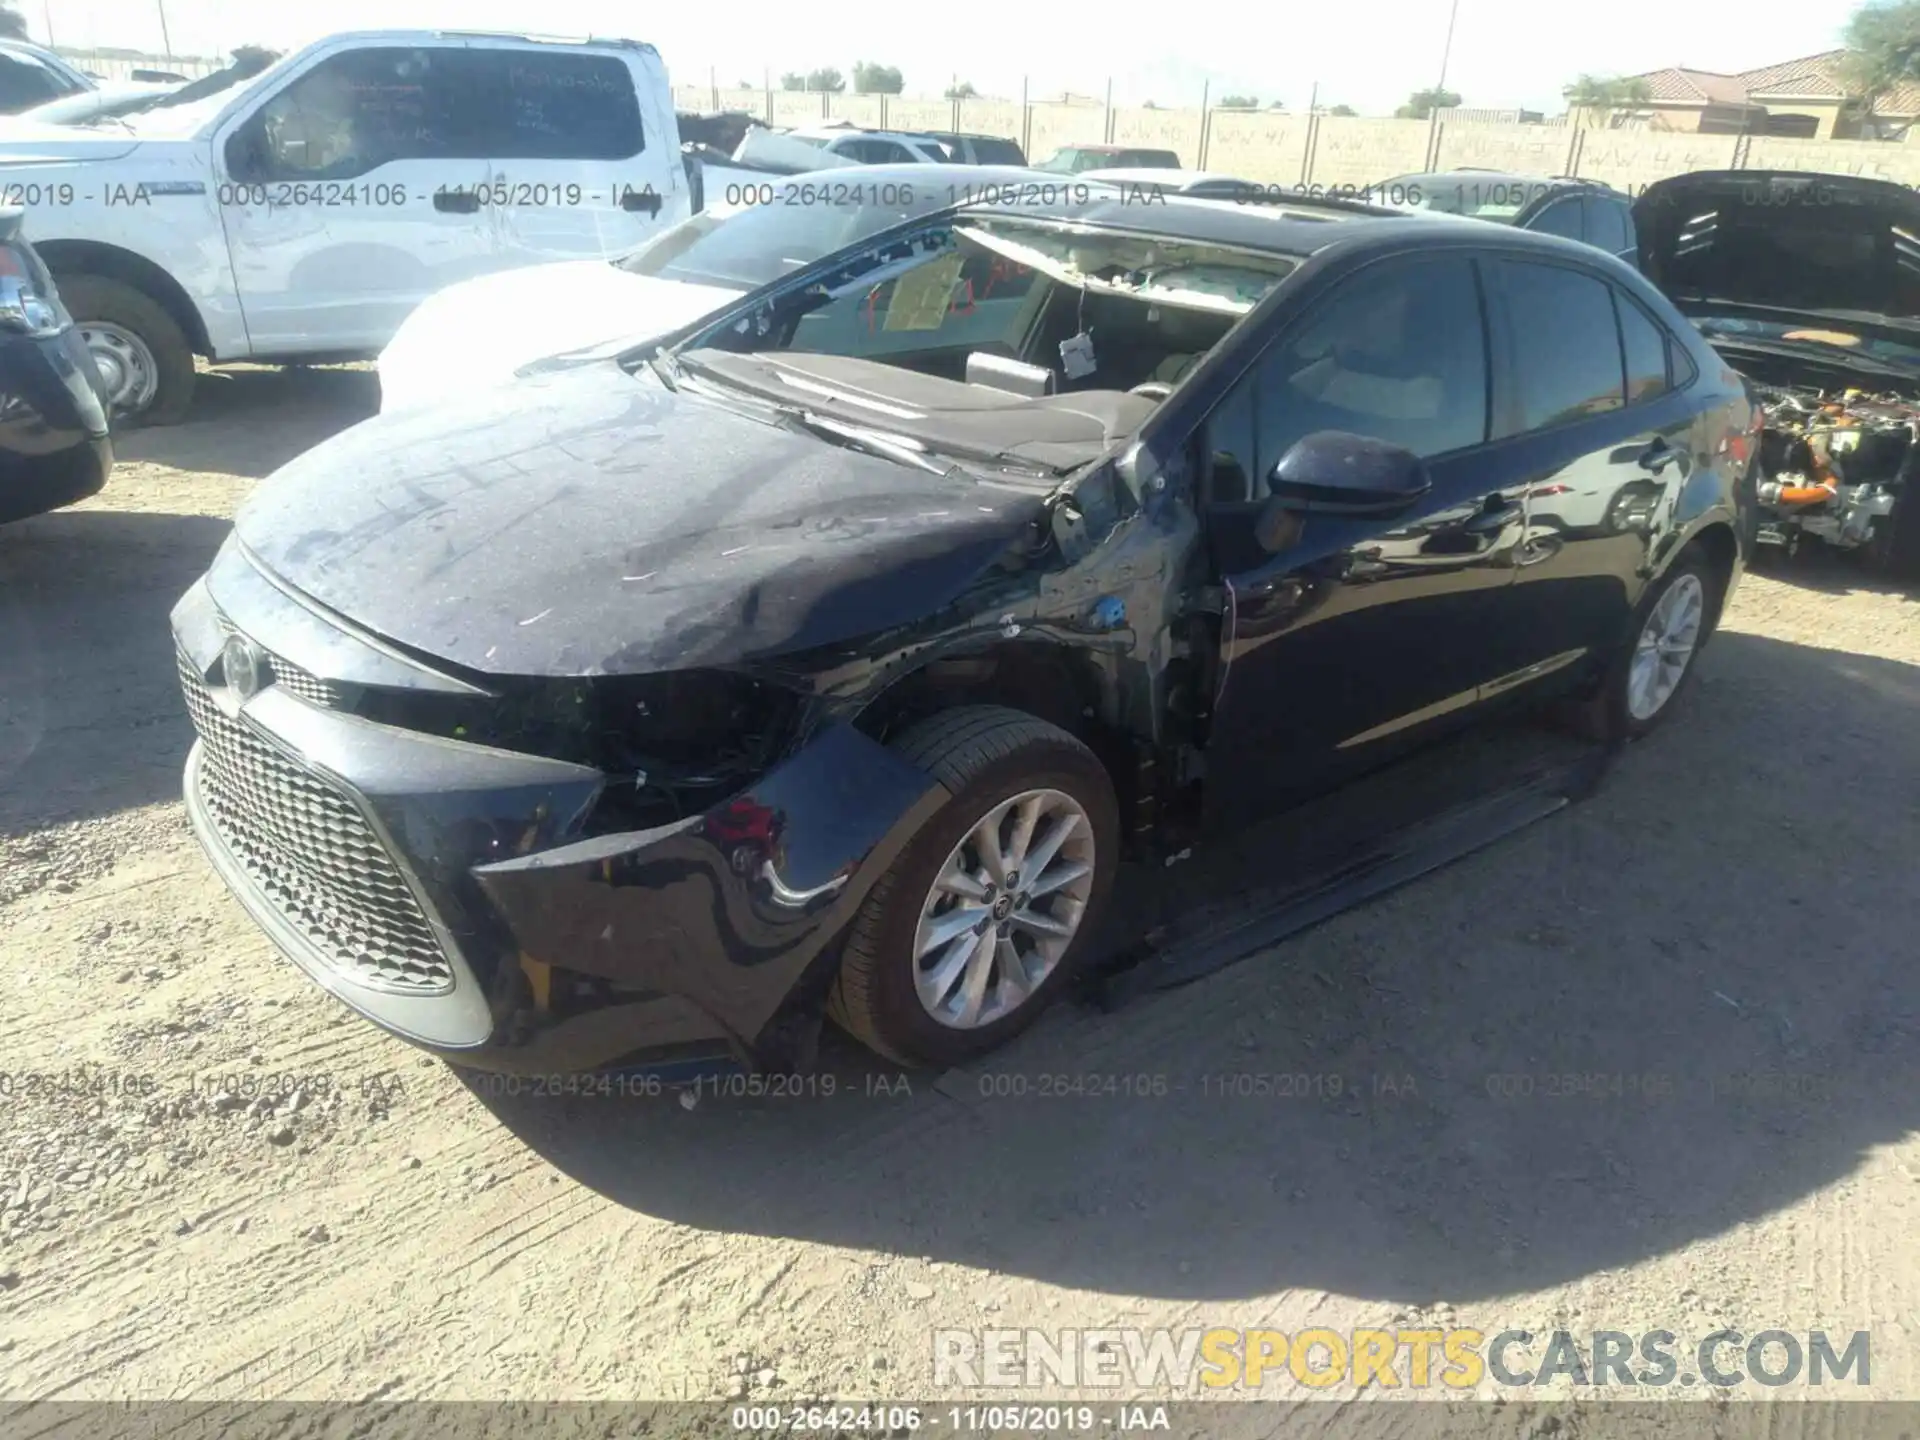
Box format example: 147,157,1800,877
155,0,174,60
1434,0,1460,94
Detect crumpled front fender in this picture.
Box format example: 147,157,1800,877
472,720,949,1049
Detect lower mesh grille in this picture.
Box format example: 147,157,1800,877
178,646,455,995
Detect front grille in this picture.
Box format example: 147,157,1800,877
215,614,341,709
178,645,455,996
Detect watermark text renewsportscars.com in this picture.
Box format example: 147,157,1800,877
933,1327,1871,1391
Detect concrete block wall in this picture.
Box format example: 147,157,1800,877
672,84,1920,189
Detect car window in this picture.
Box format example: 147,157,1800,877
1527,198,1584,242
486,50,643,160
1121,150,1181,168
1497,260,1626,433
1616,291,1672,403
254,47,500,178
1203,255,1490,496
968,137,1026,164
1583,195,1631,255
0,52,71,112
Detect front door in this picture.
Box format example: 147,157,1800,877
213,41,499,355
1198,252,1535,829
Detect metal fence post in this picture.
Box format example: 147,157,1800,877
1300,111,1318,186
1021,76,1031,159
1197,79,1210,169
1104,78,1114,144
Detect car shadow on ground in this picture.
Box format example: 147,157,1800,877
117,365,381,479
0,510,228,832
477,630,1920,1305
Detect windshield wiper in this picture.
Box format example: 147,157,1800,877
774,406,952,475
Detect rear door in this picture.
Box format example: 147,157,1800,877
1481,255,1706,688
213,40,498,354
483,40,685,269
1198,250,1538,825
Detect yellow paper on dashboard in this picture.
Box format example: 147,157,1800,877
884,253,966,332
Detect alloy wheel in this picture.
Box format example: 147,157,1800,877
912,787,1096,1029
1626,572,1704,721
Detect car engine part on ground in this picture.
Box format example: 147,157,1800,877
1752,384,1920,576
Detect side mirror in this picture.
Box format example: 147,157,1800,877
1264,430,1433,517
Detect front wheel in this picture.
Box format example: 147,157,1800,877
828,706,1120,1068
59,274,197,426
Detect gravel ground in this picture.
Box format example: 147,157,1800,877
0,366,1916,1408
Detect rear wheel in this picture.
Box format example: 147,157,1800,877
829,706,1119,1068
1563,550,1716,742
59,274,196,426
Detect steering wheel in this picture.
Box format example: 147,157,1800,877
1129,382,1174,400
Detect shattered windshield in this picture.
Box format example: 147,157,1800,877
693,215,1297,369
660,216,1296,470
618,186,937,290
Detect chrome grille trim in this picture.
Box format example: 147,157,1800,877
177,646,455,996
215,613,342,709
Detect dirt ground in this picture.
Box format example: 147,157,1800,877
0,366,1917,1408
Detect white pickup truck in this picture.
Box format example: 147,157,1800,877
0,30,689,422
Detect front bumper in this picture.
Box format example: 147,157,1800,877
0,326,112,525
171,553,948,1073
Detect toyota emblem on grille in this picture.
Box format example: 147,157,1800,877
220,634,267,700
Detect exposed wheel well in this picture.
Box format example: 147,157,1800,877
849,644,1140,821
1684,522,1739,635
39,241,213,357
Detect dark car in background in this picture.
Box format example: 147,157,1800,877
172,193,1750,1078
1634,169,1920,576
1381,170,1639,265
0,208,112,525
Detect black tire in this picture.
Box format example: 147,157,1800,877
828,706,1120,1068
1861,499,1920,583
58,274,197,426
1562,548,1718,743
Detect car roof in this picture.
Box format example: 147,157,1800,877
1390,168,1614,192
950,190,1654,268
1079,167,1245,187
954,190,1426,254
769,160,1062,185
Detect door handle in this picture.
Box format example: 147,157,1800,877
619,186,663,216
1462,499,1523,535
433,189,481,214
1639,438,1679,473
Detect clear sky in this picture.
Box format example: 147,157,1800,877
36,0,1860,114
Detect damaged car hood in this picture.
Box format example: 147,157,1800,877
1635,170,1920,362
234,362,1052,679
